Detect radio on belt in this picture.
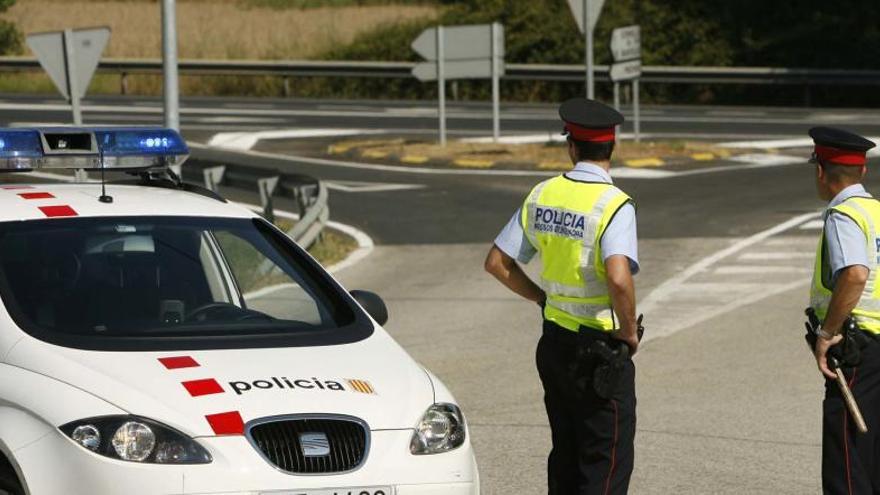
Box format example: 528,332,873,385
0,127,189,171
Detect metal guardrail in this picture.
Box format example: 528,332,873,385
185,143,329,249
1,56,879,88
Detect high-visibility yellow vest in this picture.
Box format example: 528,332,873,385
811,196,880,334
522,175,632,332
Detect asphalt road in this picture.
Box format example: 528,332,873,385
5,93,880,140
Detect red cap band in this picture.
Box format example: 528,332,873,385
815,145,867,166
564,124,616,143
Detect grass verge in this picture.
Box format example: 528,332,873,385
276,219,358,267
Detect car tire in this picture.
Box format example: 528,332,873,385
0,472,23,495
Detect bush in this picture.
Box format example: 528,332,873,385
0,0,21,56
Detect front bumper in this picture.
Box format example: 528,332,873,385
13,429,479,495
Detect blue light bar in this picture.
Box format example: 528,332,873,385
0,127,189,171
94,128,189,157
0,129,43,163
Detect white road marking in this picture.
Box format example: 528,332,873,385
799,219,825,230
728,153,806,166
720,138,815,149
721,137,880,155
208,129,384,151
714,265,812,275
325,180,425,193
738,252,815,261
639,211,821,343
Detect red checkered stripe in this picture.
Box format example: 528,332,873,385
158,355,244,435
0,186,78,217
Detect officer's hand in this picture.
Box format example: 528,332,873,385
612,332,639,357
815,333,844,379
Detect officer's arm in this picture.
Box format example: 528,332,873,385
484,245,546,304
823,265,869,335
815,265,868,378
606,254,639,352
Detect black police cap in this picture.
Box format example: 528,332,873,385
809,126,875,152
558,97,624,128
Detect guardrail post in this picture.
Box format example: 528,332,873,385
120,72,128,95
203,165,226,192
257,176,280,223
283,76,291,98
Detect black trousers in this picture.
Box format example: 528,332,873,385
823,338,880,494
536,320,636,495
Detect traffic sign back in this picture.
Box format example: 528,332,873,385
567,0,606,34
26,27,110,100
411,24,504,62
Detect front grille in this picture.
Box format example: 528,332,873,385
247,416,369,474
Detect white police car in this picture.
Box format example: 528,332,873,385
0,128,479,495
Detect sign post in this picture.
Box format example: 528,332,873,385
567,0,606,99
27,26,110,125
412,23,505,145
162,0,180,131
436,26,446,146
609,25,642,142
490,22,502,141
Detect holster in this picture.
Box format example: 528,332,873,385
570,332,629,400
804,308,872,369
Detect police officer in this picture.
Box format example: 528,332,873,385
484,98,640,494
806,126,880,493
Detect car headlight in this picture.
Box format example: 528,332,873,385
60,416,212,464
410,403,466,455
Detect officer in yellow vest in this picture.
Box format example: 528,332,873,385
485,98,640,494
806,126,880,493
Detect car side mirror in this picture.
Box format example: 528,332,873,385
350,290,388,326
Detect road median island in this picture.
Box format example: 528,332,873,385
324,137,751,171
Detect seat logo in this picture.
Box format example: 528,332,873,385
300,432,331,457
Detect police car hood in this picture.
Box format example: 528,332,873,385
7,330,435,435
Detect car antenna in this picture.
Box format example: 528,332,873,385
97,148,113,203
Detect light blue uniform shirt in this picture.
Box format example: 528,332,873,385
825,184,872,285
494,162,639,273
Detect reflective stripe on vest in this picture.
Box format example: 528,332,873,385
810,196,880,334
522,175,632,332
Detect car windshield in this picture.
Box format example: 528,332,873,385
0,216,364,350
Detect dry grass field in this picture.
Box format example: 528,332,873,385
3,0,436,59
0,0,436,95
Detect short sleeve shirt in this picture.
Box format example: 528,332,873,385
493,162,639,274
825,184,872,285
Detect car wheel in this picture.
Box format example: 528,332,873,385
0,473,23,495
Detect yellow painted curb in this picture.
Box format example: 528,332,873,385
362,149,390,159
327,144,352,154
453,158,495,169
539,160,570,170
625,157,665,168
401,155,429,164
691,152,715,161
716,149,732,158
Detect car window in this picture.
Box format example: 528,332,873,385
0,216,367,351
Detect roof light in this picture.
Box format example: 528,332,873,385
0,127,189,171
